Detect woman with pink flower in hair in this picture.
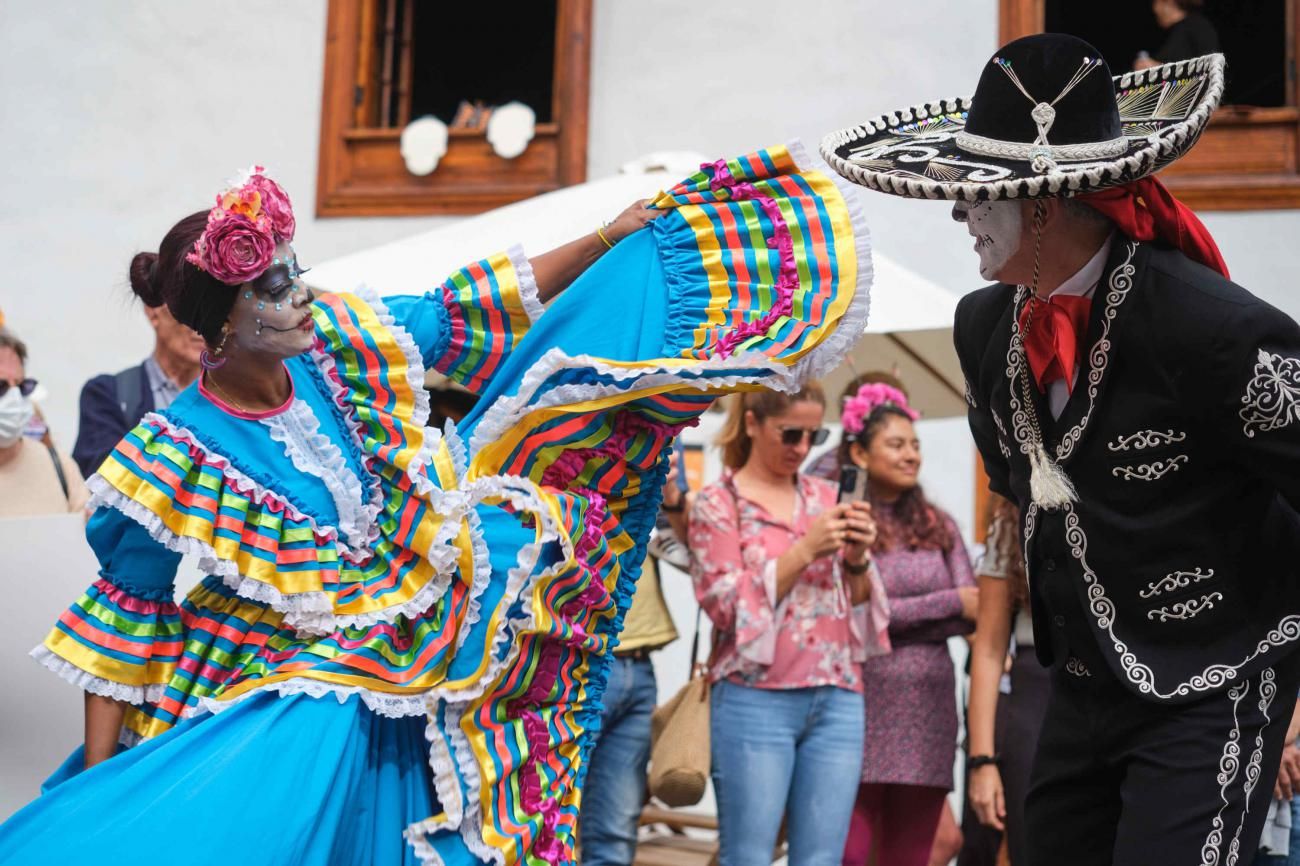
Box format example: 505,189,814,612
0,146,872,866
832,376,978,866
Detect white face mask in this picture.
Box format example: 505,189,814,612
0,388,35,448
959,200,1024,281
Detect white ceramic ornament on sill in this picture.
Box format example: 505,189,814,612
399,115,449,176
486,101,536,160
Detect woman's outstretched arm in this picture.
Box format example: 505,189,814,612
530,200,663,302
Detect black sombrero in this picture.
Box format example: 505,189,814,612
821,33,1225,201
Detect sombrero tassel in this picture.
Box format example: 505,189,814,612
1029,441,1077,509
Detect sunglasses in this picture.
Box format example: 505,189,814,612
776,425,829,447
0,378,37,399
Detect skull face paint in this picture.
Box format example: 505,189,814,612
225,242,316,359
952,200,1024,281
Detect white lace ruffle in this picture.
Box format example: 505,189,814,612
91,411,480,634
30,644,167,705
786,139,874,383
425,475,570,707
262,398,374,551
468,349,790,457
403,477,575,866
86,476,337,635
465,146,872,459
186,677,431,721
349,287,442,496
406,702,504,866
445,702,505,866
506,244,545,325
405,725,461,866
352,287,434,434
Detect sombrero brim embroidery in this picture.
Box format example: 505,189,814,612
820,53,1225,201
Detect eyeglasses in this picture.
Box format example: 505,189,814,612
776,425,829,447
0,378,37,399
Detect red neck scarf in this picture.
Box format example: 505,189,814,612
1018,293,1093,392
1079,176,1230,278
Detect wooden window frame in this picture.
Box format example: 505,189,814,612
316,0,592,217
1000,0,1300,210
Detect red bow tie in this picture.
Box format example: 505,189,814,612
1018,294,1093,392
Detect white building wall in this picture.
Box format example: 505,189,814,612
4,0,1295,445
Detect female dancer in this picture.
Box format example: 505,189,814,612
0,146,869,865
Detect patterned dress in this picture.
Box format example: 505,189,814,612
0,145,871,866
861,509,975,788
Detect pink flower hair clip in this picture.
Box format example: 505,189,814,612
186,166,296,286
841,383,919,436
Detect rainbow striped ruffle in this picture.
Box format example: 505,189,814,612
30,143,870,866
412,142,872,864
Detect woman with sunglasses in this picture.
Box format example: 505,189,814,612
689,384,877,865
0,327,88,517
833,381,977,866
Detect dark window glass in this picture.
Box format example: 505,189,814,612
408,3,557,125
1045,0,1287,107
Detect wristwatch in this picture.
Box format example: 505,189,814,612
968,754,1001,771
661,498,685,514
843,558,870,575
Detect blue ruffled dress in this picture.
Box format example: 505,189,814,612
0,144,871,865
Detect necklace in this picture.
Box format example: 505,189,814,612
204,371,252,414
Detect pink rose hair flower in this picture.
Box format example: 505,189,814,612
185,166,296,286
841,383,919,436
242,169,296,242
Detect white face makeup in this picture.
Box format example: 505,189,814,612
954,200,1024,281
225,243,316,359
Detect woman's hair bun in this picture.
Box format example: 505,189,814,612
129,251,164,308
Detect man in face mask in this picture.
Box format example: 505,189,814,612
72,298,204,479
0,327,88,517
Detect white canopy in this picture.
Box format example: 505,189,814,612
309,155,965,418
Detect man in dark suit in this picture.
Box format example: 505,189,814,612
823,33,1299,865
72,300,203,478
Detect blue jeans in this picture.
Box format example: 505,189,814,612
579,655,658,866
711,680,865,866
1255,796,1300,866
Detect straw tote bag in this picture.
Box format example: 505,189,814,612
649,607,714,807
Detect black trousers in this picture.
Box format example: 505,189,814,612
1025,656,1300,866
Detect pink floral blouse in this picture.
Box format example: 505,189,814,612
689,470,870,693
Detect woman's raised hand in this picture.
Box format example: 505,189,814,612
796,504,855,563
604,199,666,244
841,500,876,566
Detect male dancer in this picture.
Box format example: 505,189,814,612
824,33,1300,865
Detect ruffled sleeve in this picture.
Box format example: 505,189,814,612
383,246,542,395
32,508,183,704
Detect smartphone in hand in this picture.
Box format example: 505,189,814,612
838,464,868,504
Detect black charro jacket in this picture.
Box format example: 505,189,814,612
955,239,1300,704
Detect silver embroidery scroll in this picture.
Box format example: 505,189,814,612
1241,350,1300,439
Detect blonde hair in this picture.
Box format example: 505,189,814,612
716,383,826,470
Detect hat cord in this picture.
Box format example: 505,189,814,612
1013,199,1079,509
993,55,1105,173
